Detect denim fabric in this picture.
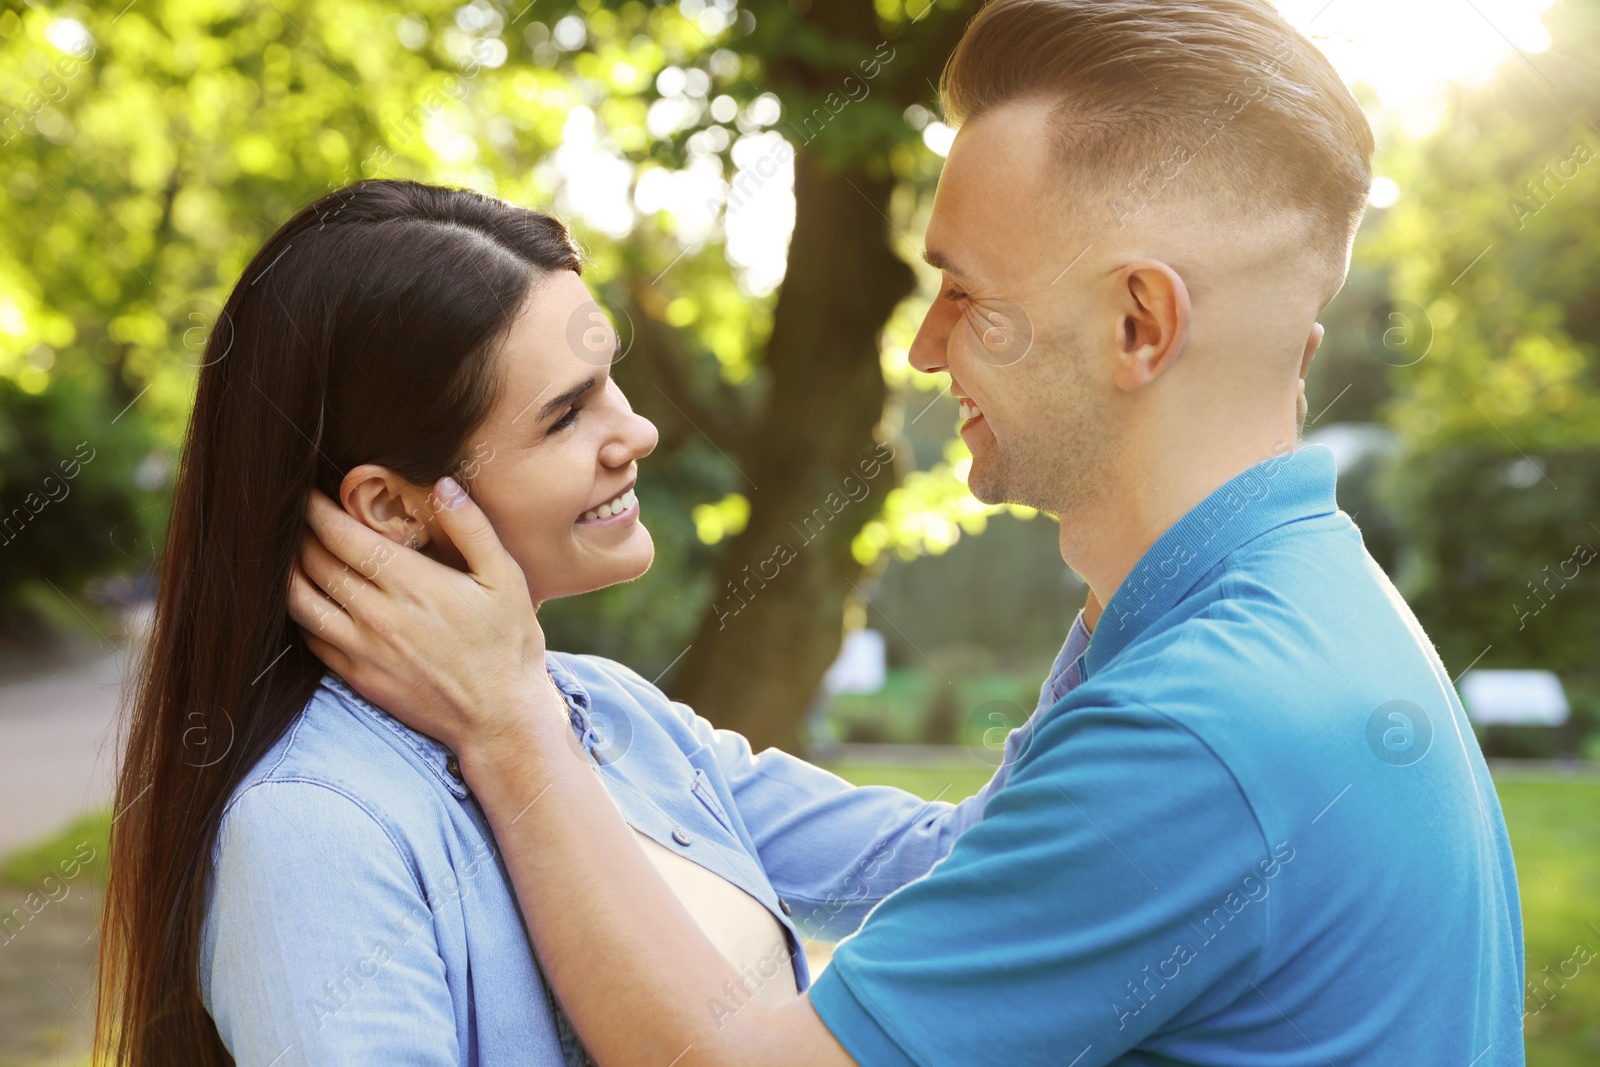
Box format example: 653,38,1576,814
199,651,990,1065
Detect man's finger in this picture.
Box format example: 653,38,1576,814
295,533,374,617
429,477,521,588
287,560,360,649
298,623,355,682
305,489,409,593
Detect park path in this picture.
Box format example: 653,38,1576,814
0,645,127,858
0,635,126,1065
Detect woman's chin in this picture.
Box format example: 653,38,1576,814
540,527,654,601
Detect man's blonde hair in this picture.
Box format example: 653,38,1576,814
942,0,1374,281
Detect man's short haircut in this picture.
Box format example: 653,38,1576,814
941,0,1374,282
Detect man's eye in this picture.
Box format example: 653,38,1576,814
943,287,967,302
550,408,579,432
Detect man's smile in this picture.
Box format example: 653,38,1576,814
957,395,987,438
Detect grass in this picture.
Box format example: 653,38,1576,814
5,770,1595,1064
0,809,110,888
823,667,1042,745
1497,778,1600,1065
827,760,992,800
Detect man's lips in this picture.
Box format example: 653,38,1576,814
957,395,985,432
577,480,638,525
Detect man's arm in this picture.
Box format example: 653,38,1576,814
291,486,847,1063
458,684,1275,1067
601,661,988,942
288,484,1266,1066
463,697,858,1067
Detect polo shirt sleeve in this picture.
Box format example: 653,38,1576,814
808,700,1276,1067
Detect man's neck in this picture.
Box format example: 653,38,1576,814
1060,430,1298,617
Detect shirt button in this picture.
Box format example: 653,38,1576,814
778,897,793,917
445,756,463,782
671,827,692,847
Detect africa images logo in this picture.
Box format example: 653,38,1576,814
1365,699,1434,767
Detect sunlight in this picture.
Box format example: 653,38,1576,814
553,0,1561,290
1278,0,1557,125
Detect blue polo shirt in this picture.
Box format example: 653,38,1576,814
810,444,1525,1066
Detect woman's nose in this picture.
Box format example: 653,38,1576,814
627,411,659,461
600,410,658,468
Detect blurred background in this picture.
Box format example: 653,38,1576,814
0,0,1597,1061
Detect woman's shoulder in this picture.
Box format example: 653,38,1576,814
211,673,461,866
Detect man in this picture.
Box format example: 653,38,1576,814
293,0,1525,1062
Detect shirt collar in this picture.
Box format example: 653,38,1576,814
1083,443,1338,680
1040,607,1092,714
544,652,599,739
319,660,600,797
319,671,472,799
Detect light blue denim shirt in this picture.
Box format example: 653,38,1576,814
972,608,1093,803
198,650,999,1066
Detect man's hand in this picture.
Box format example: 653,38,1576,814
286,477,559,756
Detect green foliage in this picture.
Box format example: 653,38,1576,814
823,663,1045,745
0,0,979,662
1351,0,1600,707
1356,3,1600,451
0,375,164,609
1382,445,1600,679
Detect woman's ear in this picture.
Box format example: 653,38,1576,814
339,465,431,549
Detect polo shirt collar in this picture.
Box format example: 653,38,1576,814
1083,443,1338,679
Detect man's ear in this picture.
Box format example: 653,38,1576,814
1108,260,1190,392
1295,323,1325,433
1299,322,1325,378
339,464,432,548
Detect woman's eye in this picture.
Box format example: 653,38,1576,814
550,408,579,433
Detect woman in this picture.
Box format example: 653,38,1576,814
94,180,992,1066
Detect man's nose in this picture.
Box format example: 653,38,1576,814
908,299,958,376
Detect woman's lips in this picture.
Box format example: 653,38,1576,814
576,487,639,527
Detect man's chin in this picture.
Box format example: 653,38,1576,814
964,462,1008,507
967,459,1055,512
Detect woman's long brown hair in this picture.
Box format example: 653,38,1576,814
94,180,582,1065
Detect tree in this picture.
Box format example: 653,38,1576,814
1,0,1001,750
652,0,981,751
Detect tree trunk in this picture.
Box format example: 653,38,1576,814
669,151,914,752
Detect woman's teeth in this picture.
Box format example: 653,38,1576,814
581,487,636,522
959,398,983,422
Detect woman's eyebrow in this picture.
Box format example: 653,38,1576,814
512,377,596,425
